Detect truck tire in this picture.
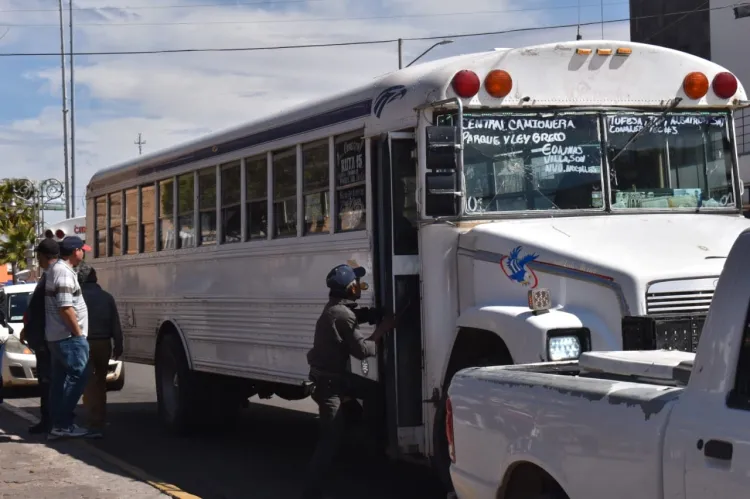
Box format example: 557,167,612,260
432,349,513,492
155,334,202,434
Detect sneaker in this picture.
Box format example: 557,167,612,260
84,429,103,439
48,424,89,440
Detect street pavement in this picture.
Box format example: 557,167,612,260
0,409,168,498
2,363,447,499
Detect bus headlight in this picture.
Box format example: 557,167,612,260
546,328,591,361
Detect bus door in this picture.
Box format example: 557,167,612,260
374,131,425,457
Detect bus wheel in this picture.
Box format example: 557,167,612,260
155,334,199,434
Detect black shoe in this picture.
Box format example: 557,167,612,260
28,422,49,435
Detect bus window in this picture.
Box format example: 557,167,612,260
334,132,366,232
157,179,173,250
108,192,122,257
95,196,106,258
303,139,330,235
124,188,138,255
198,167,217,245
177,173,195,249
273,148,297,238
245,155,268,241
141,184,156,253
221,160,242,244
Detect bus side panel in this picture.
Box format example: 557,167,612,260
94,233,375,386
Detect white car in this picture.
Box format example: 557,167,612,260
1,283,125,390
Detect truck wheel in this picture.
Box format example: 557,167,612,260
155,334,201,434
432,350,512,492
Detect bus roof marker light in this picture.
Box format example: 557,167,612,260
576,48,592,55
713,72,738,99
484,70,513,98
596,48,612,56
683,72,709,100
616,47,632,56
451,70,480,99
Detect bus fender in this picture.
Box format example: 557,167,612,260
155,318,194,371
454,305,588,366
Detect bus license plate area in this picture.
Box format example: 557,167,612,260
622,315,705,353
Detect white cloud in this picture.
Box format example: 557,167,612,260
0,0,629,223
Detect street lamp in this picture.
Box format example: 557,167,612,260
398,39,454,69
1,177,66,238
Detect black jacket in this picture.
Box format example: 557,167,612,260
24,276,47,351
306,297,380,375
81,282,123,350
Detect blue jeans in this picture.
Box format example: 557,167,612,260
48,336,90,428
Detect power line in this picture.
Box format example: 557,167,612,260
0,3,631,28
0,3,743,58
0,0,625,14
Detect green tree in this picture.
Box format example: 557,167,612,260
0,179,37,284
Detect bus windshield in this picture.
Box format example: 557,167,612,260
456,110,737,215
461,112,604,214
607,112,735,210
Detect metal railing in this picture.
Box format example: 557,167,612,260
737,107,750,157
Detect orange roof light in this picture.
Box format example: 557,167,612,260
597,48,613,55
683,71,710,100
576,48,592,55
616,47,632,56
484,69,513,98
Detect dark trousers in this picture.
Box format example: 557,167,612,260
35,344,52,428
303,377,346,499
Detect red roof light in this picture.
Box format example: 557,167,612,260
712,72,738,99
452,70,480,99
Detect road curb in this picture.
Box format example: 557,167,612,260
0,401,201,499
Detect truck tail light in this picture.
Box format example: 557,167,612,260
446,396,456,463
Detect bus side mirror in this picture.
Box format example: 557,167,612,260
425,172,459,217
426,126,459,170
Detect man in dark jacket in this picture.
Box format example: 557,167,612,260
77,262,123,438
19,238,61,434
302,264,394,499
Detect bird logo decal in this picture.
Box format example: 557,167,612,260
373,85,407,118
500,246,540,288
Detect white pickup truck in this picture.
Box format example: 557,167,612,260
446,226,750,499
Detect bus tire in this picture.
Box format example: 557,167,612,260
155,333,200,435
432,331,513,492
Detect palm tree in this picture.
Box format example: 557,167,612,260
0,179,37,284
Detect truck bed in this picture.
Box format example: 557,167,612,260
449,363,683,499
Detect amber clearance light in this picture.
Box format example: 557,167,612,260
683,72,709,100
484,70,513,98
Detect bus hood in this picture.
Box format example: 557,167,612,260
459,214,750,282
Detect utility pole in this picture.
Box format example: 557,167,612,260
398,38,403,69
600,0,605,39
135,133,146,155
69,0,76,217
57,0,70,218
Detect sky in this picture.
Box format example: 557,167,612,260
0,0,630,226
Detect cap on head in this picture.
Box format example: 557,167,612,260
326,264,366,293
35,238,60,257
59,235,92,256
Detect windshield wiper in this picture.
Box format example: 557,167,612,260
609,97,683,165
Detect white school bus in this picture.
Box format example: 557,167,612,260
86,40,749,481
